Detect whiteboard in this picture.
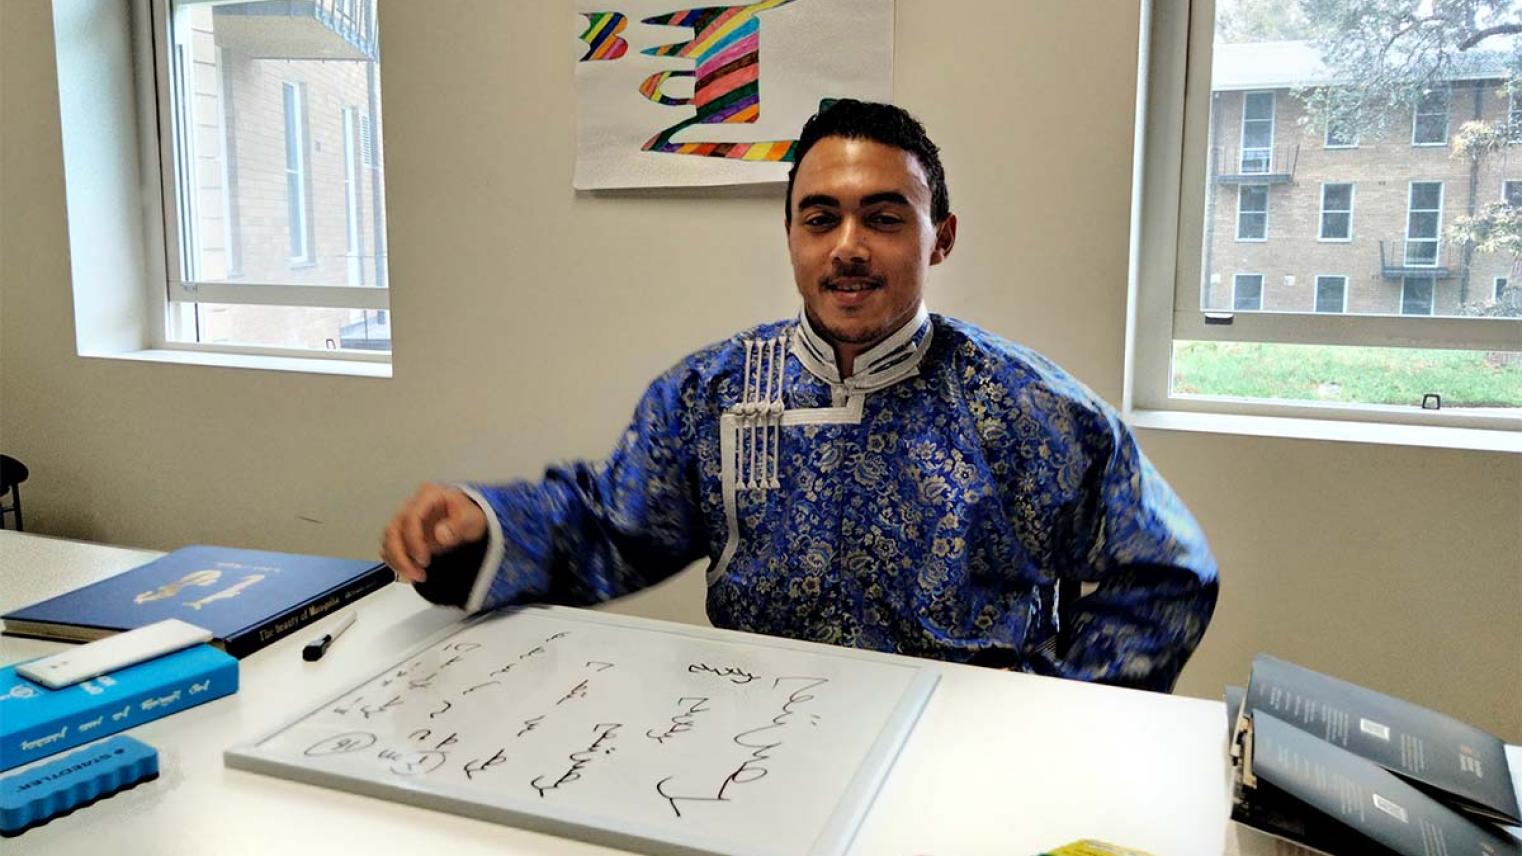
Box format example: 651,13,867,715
225,605,938,856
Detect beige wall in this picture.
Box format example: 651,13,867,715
2,1,1519,739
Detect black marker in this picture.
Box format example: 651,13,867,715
303,612,357,661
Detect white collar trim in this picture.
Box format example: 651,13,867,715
793,303,933,392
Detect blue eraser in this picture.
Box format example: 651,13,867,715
0,735,158,836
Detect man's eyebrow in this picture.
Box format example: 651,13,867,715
861,191,911,207
796,194,839,210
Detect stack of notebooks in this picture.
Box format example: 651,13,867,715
1226,654,1522,856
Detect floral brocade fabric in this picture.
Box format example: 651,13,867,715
462,314,1218,692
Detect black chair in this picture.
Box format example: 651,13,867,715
0,455,28,531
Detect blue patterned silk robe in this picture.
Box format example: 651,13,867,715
417,306,1218,692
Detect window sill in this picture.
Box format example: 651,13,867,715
1125,408,1522,454
83,348,391,378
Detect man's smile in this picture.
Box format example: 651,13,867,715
822,275,885,293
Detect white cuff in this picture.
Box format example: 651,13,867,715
455,484,504,614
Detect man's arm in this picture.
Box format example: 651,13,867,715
386,367,709,613
1029,411,1219,693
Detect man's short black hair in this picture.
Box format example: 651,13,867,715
785,99,950,226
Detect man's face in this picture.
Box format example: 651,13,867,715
786,136,955,358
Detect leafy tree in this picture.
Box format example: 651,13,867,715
1296,0,1522,138
1216,0,1317,42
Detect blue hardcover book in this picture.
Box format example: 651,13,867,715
0,643,237,772
1,545,392,658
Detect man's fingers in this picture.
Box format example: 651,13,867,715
385,484,486,584
382,521,426,583
401,490,448,569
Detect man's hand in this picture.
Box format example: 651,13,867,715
381,484,488,583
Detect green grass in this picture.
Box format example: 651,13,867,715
1172,342,1522,409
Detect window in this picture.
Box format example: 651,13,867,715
1240,91,1275,172
1405,182,1442,266
1237,185,1268,241
1412,88,1450,145
1401,277,1435,315
154,0,390,357
1233,274,1264,311
1129,0,1521,438
1505,180,1522,208
1318,183,1353,241
1496,277,1510,301
283,82,311,265
1325,120,1358,148
1315,276,1347,313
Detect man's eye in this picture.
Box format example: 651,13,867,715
804,214,838,228
870,214,904,226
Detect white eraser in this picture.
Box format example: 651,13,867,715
16,619,214,689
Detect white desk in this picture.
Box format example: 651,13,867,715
1,531,1232,855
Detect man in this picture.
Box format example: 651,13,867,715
382,100,1218,692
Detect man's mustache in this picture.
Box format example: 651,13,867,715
820,265,885,289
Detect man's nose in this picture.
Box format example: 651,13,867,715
830,218,870,265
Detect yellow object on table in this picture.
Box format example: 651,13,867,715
1038,841,1158,856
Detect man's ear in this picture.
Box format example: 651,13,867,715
929,214,958,265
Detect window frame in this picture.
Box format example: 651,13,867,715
1232,273,1264,311
1235,184,1268,241
1401,276,1436,316
1411,87,1450,146
145,0,389,362
1317,182,1354,242
1404,181,1444,267
1239,90,1275,173
1504,179,1522,208
1314,275,1348,314
283,81,313,266
1125,0,1520,436
1324,118,1359,149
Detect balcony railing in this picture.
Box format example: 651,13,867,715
213,0,378,62
1213,144,1298,185
1379,240,1453,280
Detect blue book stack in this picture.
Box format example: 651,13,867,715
0,644,237,772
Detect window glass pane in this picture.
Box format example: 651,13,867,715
1171,342,1522,412
1234,274,1264,309
1402,277,1435,314
1407,211,1440,238
1405,239,1438,266
1413,90,1449,143
1315,276,1346,313
1325,120,1357,147
1321,211,1350,239
168,0,387,291
1323,183,1351,210
194,303,390,352
1410,182,1442,210
1239,212,1266,240
1244,92,1274,121
1505,181,1522,208
1242,122,1273,149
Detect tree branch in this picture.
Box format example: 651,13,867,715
1459,23,1522,50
